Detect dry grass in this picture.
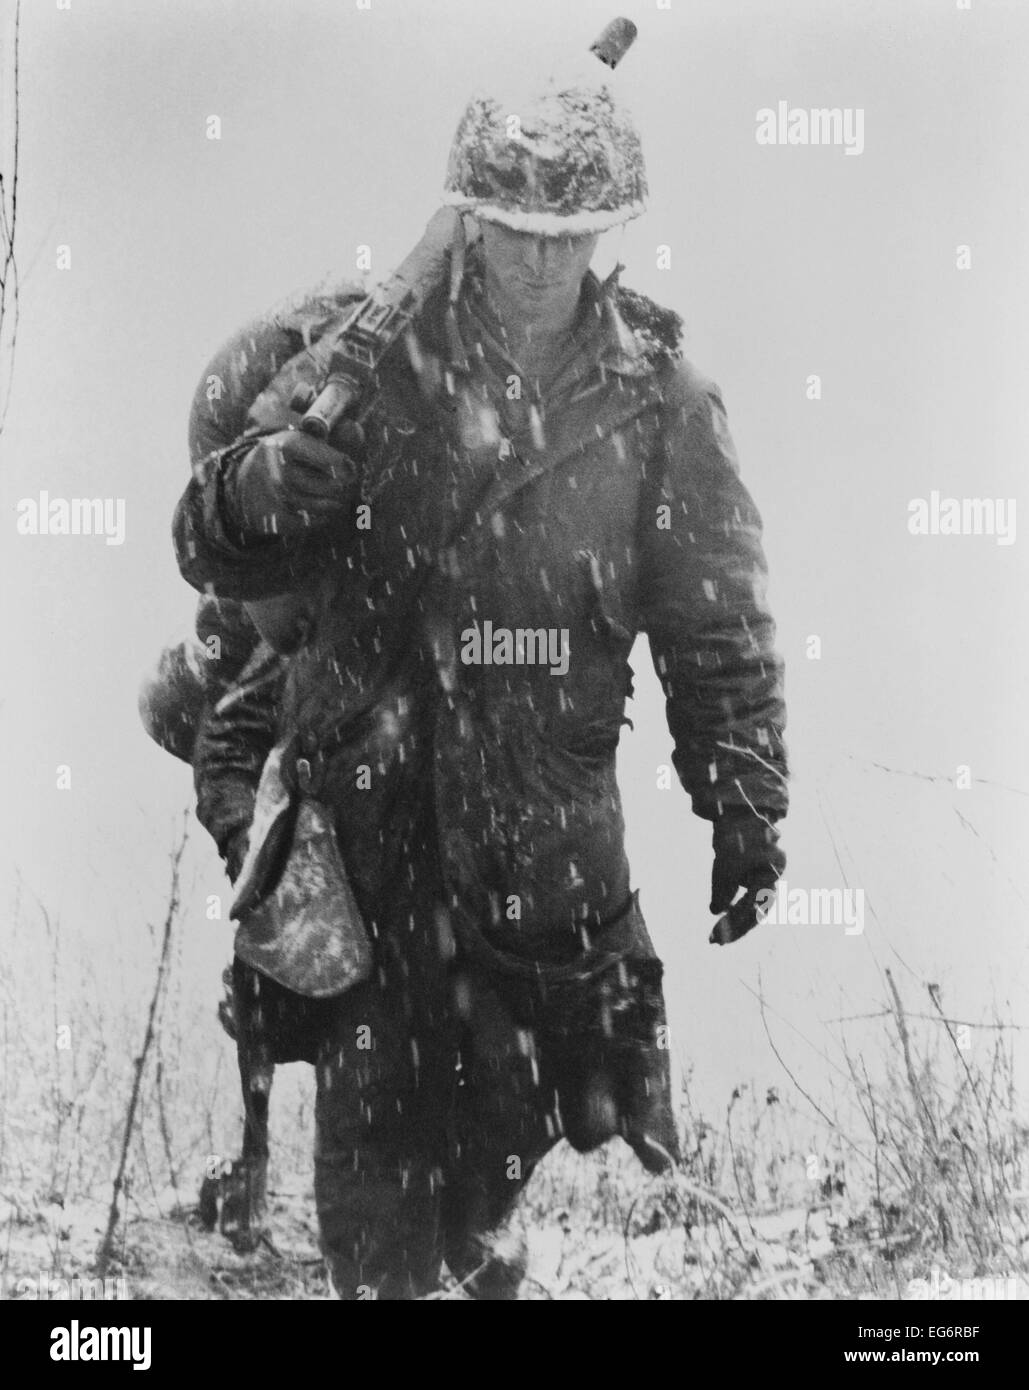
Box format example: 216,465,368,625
516,972,1029,1300
1,865,1026,1300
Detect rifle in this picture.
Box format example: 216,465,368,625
287,205,471,448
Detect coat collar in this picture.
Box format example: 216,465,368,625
444,247,655,396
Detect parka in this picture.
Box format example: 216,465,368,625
172,244,789,1296
174,247,788,975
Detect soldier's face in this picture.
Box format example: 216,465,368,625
480,223,599,307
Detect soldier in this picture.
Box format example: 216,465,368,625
140,601,335,1249
171,74,788,1299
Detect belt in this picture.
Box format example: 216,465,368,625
451,892,647,989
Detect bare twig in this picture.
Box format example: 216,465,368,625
725,1089,761,1244
95,818,188,1280
859,1054,903,1296
752,973,876,1168
827,1010,1028,1031
884,969,938,1154
849,755,1029,800
926,982,1007,1243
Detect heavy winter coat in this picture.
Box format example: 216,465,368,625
174,251,788,972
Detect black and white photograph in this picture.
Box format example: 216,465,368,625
0,0,1026,1340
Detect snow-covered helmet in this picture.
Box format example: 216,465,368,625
442,78,647,237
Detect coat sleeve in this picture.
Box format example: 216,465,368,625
638,361,788,823
191,598,286,856
173,290,363,599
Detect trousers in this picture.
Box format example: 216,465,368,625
312,938,678,1300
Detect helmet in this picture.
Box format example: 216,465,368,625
442,78,647,236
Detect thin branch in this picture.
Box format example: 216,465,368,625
849,754,1029,801
926,982,1008,1226
826,1009,1029,1032
884,968,939,1153
725,1090,762,1245
751,970,876,1169
815,780,922,983
95,817,188,1280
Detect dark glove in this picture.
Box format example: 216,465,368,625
229,429,357,539
221,825,250,886
708,811,785,946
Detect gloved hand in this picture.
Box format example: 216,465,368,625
708,811,785,946
229,429,357,539
221,825,250,886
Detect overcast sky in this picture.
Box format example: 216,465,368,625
1,0,1027,1118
